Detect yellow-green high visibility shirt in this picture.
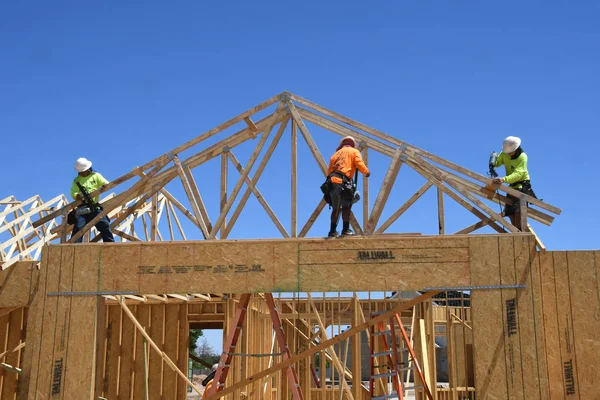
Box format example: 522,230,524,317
494,152,530,189
70,172,109,203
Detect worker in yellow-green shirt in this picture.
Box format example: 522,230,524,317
69,157,115,242
491,136,537,231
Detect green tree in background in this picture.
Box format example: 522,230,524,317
190,329,203,352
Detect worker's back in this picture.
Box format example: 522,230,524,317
328,146,368,184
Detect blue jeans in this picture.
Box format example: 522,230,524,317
71,208,115,243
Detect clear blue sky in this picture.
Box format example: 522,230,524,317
2,2,599,350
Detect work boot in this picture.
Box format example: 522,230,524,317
341,229,355,236
328,230,338,238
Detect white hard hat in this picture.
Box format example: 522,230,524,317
502,136,521,154
339,136,356,148
75,157,92,172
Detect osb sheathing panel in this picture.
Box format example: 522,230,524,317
0,261,39,308
49,236,478,294
471,239,600,400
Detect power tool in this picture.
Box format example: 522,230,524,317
488,151,498,178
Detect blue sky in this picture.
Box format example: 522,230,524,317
2,2,599,350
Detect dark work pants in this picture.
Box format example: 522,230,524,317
71,208,115,243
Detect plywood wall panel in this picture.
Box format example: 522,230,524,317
498,236,524,399
538,252,565,400
514,236,543,399
552,252,578,399
565,251,600,400
469,236,508,399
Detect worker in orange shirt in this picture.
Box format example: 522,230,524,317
325,136,370,237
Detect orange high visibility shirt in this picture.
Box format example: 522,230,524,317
327,146,369,184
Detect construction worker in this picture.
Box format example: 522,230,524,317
492,136,537,231
325,136,370,237
69,157,115,242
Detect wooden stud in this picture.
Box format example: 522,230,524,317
222,116,290,239
375,181,433,234
173,155,210,238
367,146,405,234
183,164,214,232
291,120,298,237
227,151,289,238
209,110,281,239
438,187,445,235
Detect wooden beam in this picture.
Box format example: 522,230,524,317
438,187,445,235
209,106,284,239
367,146,405,234
203,290,441,400
405,158,506,234
362,146,369,228
173,155,209,238
290,93,561,215
375,181,433,234
291,119,298,237
221,152,228,234
226,151,289,238
221,115,290,239
183,164,213,232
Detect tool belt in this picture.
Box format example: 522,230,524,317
66,204,103,225
509,180,537,199
320,171,357,206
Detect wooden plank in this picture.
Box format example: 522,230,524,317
222,116,290,239
173,155,209,239
469,236,508,399
148,304,163,399
163,304,179,398
227,151,289,238
566,251,599,399
176,304,188,400
407,160,505,234
133,304,149,397
552,251,578,399
209,111,280,239
538,252,565,400
183,164,213,232
367,146,404,234
221,152,228,236
437,188,445,235
291,120,298,237
375,181,433,234
119,304,136,399
103,306,121,399
498,236,525,399
361,147,369,229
